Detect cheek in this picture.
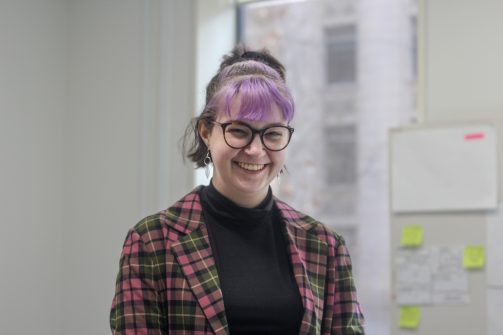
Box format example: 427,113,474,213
211,144,238,165
270,151,287,167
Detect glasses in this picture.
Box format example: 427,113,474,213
213,121,294,151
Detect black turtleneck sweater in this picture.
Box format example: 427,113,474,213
199,183,304,335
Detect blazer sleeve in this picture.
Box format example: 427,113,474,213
329,234,365,334
110,228,167,335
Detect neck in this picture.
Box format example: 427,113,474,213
232,193,266,208
211,180,268,208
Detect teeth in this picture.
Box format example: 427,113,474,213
237,162,265,171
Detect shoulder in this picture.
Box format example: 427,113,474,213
274,197,345,248
128,186,205,252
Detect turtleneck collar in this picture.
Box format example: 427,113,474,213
199,181,274,229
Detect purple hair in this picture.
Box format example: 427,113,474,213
205,60,295,123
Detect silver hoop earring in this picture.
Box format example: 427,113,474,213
203,150,212,179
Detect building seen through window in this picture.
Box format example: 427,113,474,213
325,24,357,84
237,0,417,333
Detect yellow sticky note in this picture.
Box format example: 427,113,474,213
463,246,485,269
399,306,421,329
400,225,423,247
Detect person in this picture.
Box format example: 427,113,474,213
110,45,365,335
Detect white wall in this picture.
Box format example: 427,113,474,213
421,0,503,122
62,1,196,334
62,0,146,333
0,0,66,333
0,1,197,334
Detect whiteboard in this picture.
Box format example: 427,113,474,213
390,124,498,212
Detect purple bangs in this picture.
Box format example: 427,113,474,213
208,76,294,123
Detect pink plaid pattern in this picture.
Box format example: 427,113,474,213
110,187,364,334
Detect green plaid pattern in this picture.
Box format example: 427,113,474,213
110,187,365,334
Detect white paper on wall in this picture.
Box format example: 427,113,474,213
395,248,433,305
395,246,469,305
391,124,498,212
430,246,470,304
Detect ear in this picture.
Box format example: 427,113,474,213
198,121,211,147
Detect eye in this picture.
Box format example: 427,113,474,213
226,125,250,139
264,128,285,141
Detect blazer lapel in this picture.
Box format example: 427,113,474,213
171,224,229,335
280,203,328,335
167,190,328,335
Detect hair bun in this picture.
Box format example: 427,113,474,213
219,45,286,80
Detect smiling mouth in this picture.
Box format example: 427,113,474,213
236,162,266,171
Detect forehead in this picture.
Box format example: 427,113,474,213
216,96,286,124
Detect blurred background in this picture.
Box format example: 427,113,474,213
1,0,502,334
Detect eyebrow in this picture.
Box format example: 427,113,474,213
225,120,288,128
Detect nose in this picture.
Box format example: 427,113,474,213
244,133,265,155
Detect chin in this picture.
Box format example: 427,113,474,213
234,178,271,194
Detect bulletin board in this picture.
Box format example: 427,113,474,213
389,123,500,335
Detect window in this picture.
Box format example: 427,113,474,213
325,125,357,185
237,1,418,333
325,25,357,84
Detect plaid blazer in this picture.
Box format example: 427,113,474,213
110,187,365,334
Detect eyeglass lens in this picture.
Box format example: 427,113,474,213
223,122,292,151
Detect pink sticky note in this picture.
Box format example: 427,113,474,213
464,132,485,140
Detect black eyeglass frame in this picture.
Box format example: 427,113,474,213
213,121,294,151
